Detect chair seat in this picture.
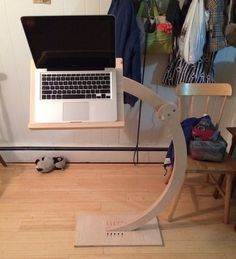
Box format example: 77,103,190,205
187,154,236,175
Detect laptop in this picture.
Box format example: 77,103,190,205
21,15,117,123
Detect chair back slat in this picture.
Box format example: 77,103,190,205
177,96,182,121
189,96,194,118
204,96,210,115
215,96,227,128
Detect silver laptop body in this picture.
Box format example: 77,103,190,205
21,15,117,123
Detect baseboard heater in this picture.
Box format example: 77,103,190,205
0,146,167,151
0,146,168,164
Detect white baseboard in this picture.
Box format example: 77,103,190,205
0,150,166,164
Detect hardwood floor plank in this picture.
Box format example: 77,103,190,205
0,163,236,258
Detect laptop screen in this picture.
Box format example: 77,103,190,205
21,15,115,70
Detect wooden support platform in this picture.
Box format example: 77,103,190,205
74,214,163,247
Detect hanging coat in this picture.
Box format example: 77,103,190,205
165,0,192,38
108,0,141,107
205,0,227,52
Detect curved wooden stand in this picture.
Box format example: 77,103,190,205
107,77,187,231
75,77,187,246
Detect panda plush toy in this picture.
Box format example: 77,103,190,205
35,156,66,173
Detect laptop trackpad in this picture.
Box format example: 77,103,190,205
63,102,89,121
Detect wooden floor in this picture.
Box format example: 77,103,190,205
0,163,236,259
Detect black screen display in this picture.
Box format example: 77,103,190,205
21,15,115,70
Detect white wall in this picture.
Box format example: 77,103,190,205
0,0,235,163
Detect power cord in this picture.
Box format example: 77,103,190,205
133,1,151,165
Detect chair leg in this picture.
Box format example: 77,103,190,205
0,155,7,167
167,183,185,222
231,176,236,197
213,174,225,199
224,174,232,224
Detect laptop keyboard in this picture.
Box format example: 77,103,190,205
41,72,111,100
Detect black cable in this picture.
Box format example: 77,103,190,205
133,19,148,165
133,0,156,165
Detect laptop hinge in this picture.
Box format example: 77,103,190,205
38,54,114,71
46,67,105,71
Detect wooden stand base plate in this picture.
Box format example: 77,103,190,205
74,214,163,247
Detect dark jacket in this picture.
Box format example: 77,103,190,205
166,0,191,37
108,0,141,107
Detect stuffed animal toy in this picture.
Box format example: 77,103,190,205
35,156,66,173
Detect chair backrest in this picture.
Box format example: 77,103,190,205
176,83,232,128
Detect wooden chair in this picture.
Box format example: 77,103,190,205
168,83,236,224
